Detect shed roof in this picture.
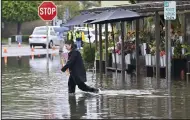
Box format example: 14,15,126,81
81,1,190,14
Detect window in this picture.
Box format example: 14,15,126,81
34,27,47,31
50,30,56,36
32,30,47,35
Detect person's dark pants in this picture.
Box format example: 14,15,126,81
68,76,98,93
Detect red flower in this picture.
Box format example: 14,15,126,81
160,51,166,56
118,51,121,54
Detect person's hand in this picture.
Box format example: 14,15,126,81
61,67,66,72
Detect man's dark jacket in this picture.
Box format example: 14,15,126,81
61,47,87,83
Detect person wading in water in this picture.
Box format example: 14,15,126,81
61,40,99,94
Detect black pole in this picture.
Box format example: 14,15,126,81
135,19,140,77
155,11,160,81
120,21,125,81
105,23,109,74
87,24,91,48
95,24,98,51
111,23,117,71
99,24,103,74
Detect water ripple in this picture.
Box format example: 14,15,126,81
2,55,190,119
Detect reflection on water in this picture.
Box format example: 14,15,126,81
2,54,190,119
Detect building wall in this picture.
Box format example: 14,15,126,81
2,20,46,38
100,1,131,7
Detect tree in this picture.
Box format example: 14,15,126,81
54,1,81,20
80,1,100,9
2,1,40,34
54,1,101,22
129,0,136,4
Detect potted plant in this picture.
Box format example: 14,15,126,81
140,30,147,56
181,44,190,56
150,43,156,66
159,40,166,67
171,40,187,78
145,41,154,66
182,44,190,73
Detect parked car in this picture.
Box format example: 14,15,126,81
29,26,69,49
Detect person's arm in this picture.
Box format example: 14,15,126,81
61,51,77,72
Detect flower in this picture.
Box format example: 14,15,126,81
160,51,166,56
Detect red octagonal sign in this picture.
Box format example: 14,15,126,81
38,1,57,21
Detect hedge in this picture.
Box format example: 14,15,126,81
82,43,96,63
10,35,30,43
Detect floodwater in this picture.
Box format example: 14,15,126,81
2,54,190,119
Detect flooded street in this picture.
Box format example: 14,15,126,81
2,54,190,119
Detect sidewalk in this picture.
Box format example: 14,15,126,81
2,45,60,57
2,43,29,47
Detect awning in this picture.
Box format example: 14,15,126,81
63,13,95,26
90,9,142,24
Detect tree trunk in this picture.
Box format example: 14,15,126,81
17,22,22,35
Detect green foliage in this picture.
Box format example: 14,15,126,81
182,44,190,56
10,35,30,43
22,35,30,43
54,1,81,19
148,41,156,55
1,38,8,44
2,1,40,23
80,1,100,10
82,43,95,63
129,0,136,4
55,1,101,20
173,41,182,58
64,1,81,18
1,35,30,44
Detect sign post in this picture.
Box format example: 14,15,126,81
38,1,57,71
164,1,176,83
164,2,176,118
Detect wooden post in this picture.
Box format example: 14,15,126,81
135,19,140,77
155,11,160,80
105,23,109,74
120,21,125,81
99,24,103,74
95,24,98,50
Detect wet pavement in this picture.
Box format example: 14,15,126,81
2,45,60,57
2,54,190,119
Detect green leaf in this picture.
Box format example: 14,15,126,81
2,1,40,23
184,52,190,56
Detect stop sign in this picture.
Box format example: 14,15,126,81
38,1,57,21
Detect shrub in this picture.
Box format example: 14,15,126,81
82,43,95,63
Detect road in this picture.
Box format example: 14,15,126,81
2,44,62,57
